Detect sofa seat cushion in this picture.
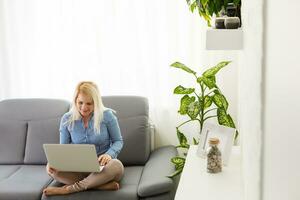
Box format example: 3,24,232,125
0,165,22,180
137,146,177,197
42,166,143,200
0,165,52,200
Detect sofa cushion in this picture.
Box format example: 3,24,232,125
0,165,21,180
0,120,27,164
0,165,52,200
42,166,144,200
0,99,69,165
118,116,150,165
102,96,151,166
24,118,61,164
137,146,177,197
0,99,70,121
102,96,148,119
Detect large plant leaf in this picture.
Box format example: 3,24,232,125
179,95,195,115
174,85,195,95
170,156,185,176
190,1,197,12
176,144,190,149
196,76,203,83
171,62,196,75
204,95,212,109
201,76,216,89
226,114,236,128
193,137,199,145
196,0,202,9
167,167,184,178
171,156,185,165
202,61,231,77
174,161,185,171
217,108,236,128
234,130,239,140
188,0,198,12
200,0,209,7
176,128,189,146
187,101,200,119
199,10,211,26
212,93,228,111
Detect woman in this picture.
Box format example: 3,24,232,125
43,81,124,196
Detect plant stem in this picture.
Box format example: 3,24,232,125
199,82,205,133
204,108,218,116
177,119,200,129
203,115,217,122
193,91,200,99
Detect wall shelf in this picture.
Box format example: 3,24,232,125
206,28,243,50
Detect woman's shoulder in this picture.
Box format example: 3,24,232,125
103,108,117,122
61,112,72,123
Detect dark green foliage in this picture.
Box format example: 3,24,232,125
186,0,241,26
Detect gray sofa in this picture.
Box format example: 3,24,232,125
0,96,178,200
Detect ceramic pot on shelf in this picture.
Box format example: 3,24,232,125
224,17,240,29
215,17,226,29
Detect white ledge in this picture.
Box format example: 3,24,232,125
206,28,243,50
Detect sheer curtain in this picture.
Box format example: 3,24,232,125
0,0,238,147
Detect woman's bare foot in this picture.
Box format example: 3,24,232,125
93,181,120,190
43,186,72,196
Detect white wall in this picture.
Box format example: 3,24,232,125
239,0,263,198
262,0,300,199
0,0,239,148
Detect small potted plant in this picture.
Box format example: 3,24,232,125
168,60,238,177
186,0,241,27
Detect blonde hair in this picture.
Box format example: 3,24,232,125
68,81,104,133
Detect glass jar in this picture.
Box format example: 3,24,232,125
207,137,222,173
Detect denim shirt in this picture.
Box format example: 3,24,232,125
59,110,123,159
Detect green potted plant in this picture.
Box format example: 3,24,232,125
186,0,241,26
168,60,238,177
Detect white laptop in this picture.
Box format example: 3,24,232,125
43,144,104,172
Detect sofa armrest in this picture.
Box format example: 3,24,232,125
137,145,178,197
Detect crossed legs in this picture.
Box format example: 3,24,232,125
43,159,124,196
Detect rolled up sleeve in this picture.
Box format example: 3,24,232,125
105,111,123,158
59,113,71,144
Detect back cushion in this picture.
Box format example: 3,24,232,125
0,99,70,121
24,118,61,164
102,96,151,166
117,116,150,165
0,99,70,164
0,120,27,164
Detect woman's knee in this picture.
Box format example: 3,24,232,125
107,159,124,180
108,159,124,170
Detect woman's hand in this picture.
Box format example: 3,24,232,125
46,163,58,176
98,154,112,166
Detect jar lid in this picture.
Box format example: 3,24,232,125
208,137,220,145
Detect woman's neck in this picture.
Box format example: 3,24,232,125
82,115,91,128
